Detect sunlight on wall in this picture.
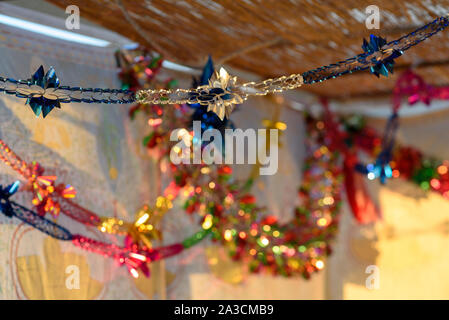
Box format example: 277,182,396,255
339,179,449,299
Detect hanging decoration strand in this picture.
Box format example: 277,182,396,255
0,76,135,105
10,200,73,240
4,78,135,103
0,182,72,240
302,15,449,84
0,180,211,277
136,14,449,116
0,14,447,120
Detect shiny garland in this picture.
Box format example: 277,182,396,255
0,14,448,119
133,14,449,118
0,136,212,278
122,48,343,278
180,115,343,278
0,176,212,278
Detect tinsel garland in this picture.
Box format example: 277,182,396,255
0,134,212,278
121,48,344,278
1,14,449,119
0,138,100,222
0,75,447,279
393,69,449,110
131,14,449,118
185,114,343,278
0,177,214,278
0,181,149,275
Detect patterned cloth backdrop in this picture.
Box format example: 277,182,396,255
0,16,155,299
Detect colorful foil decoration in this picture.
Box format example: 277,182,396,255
302,15,449,84
4,35,449,281
25,66,63,118
392,69,449,110
98,196,173,249
197,67,243,120
0,179,207,279
0,139,77,217
118,49,163,93
71,234,150,278
361,35,402,77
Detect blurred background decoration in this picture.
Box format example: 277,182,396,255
0,0,448,300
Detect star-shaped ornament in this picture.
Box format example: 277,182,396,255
193,67,243,120
26,66,62,118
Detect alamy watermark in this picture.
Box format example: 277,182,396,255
365,265,380,290
65,264,80,290
365,5,380,29
170,121,279,175
65,5,80,30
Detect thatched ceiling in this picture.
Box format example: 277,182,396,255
47,0,449,100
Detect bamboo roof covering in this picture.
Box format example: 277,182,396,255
48,0,449,100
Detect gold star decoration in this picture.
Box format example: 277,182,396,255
98,196,172,249
201,67,243,120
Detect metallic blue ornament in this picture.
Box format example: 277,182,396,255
356,112,398,184
362,35,403,77
0,180,20,217
26,65,62,118
356,160,393,185
362,34,387,54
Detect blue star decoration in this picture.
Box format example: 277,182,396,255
362,35,403,77
355,112,398,184
188,56,235,139
0,180,20,217
356,159,393,185
26,65,61,118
